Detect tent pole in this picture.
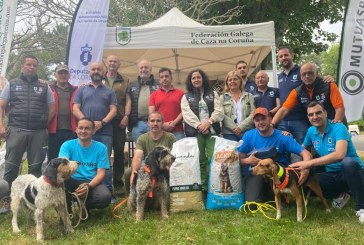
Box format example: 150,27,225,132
271,45,278,88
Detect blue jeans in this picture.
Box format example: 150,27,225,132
223,134,241,142
318,157,364,211
132,121,149,142
277,119,310,144
173,131,185,141
93,134,113,192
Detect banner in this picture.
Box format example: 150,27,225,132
338,0,364,121
66,0,110,86
0,0,18,76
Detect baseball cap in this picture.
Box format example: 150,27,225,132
253,107,270,118
55,64,69,73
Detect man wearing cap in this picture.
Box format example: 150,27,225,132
48,64,78,161
237,107,311,204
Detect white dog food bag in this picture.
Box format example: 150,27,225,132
206,136,244,210
170,137,204,212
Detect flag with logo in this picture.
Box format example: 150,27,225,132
66,0,110,86
0,0,18,76
338,0,364,121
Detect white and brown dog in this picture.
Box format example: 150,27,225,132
11,158,78,241
252,158,330,222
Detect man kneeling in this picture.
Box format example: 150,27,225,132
59,117,111,213
290,101,364,224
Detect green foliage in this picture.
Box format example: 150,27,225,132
6,24,69,81
0,200,362,244
220,0,345,58
349,119,364,131
321,43,340,80
6,0,345,79
297,42,340,81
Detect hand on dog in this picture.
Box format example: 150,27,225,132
289,161,312,170
75,184,89,198
289,161,311,185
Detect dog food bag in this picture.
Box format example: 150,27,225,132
206,136,244,210
170,137,205,212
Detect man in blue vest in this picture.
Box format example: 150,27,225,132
0,55,55,213
272,63,346,127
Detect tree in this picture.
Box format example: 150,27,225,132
7,0,345,78
321,43,340,81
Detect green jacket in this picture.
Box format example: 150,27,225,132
219,92,255,135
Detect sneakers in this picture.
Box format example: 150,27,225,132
356,209,364,224
110,194,117,204
0,197,10,214
332,192,351,209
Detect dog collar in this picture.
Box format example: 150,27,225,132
277,165,284,179
144,165,156,198
276,168,289,190
43,176,62,188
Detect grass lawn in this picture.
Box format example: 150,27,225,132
0,197,362,245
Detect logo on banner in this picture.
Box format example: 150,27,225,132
341,70,364,95
79,44,93,66
116,27,131,45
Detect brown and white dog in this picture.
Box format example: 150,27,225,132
128,146,175,222
11,158,78,241
252,158,330,222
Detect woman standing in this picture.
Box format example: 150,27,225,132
220,71,255,141
181,69,224,192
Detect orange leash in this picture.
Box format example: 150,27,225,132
144,165,156,198
112,198,128,218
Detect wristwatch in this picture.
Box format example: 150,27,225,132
101,120,107,127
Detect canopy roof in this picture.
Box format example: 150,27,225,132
103,7,275,83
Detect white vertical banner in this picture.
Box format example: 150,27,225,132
0,0,18,76
339,0,364,121
66,0,110,86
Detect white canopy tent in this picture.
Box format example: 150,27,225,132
103,7,276,85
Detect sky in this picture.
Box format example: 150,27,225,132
321,20,343,43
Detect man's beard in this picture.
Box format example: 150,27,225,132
23,72,37,81
90,73,103,82
140,72,150,80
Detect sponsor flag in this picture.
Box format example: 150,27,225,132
338,0,364,121
0,0,18,76
66,0,110,86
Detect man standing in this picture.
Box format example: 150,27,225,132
276,46,309,144
73,62,117,201
125,112,176,193
253,70,280,116
0,55,55,213
149,67,185,140
236,60,257,94
127,59,159,141
238,107,311,205
48,64,78,161
60,117,111,212
104,55,129,195
290,102,364,223
272,63,346,127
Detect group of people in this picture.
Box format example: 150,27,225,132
0,45,363,224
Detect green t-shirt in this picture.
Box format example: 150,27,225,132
136,132,176,157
